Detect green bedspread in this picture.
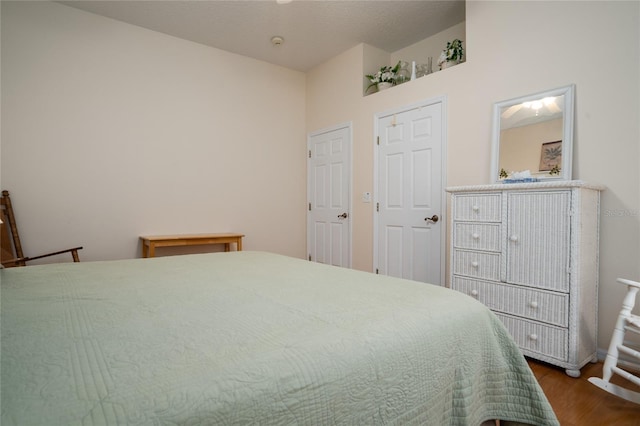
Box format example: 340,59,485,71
1,251,559,425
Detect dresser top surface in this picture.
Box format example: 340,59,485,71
446,180,605,193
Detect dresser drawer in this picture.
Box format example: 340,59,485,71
452,277,568,327
495,313,568,362
452,249,500,281
454,223,501,252
453,193,501,222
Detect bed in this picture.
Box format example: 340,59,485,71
1,251,558,425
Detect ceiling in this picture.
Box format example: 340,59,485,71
501,95,565,130
57,0,465,72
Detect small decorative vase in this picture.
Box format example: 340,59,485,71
377,82,393,91
395,61,410,84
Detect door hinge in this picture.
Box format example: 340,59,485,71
376,202,379,212
308,202,312,211
308,150,311,158
376,268,379,274
309,254,312,261
377,136,380,145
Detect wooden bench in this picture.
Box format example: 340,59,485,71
140,233,244,258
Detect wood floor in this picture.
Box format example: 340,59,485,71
527,359,640,425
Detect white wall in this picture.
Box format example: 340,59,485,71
1,1,307,260
306,1,639,353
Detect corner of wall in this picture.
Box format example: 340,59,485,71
362,44,391,96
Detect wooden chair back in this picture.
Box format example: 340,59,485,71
1,190,83,267
1,190,26,266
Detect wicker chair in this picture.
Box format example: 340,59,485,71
1,190,83,267
588,278,640,404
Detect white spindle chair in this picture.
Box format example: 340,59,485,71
588,278,640,404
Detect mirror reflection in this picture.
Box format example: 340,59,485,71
490,85,575,182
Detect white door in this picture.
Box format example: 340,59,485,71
307,124,351,267
375,101,445,285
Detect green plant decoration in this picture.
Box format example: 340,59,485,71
365,61,401,92
438,39,464,68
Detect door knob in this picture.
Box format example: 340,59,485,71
338,212,348,219
424,214,439,223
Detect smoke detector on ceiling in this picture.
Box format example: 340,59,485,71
271,36,284,46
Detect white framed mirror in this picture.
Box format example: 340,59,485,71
490,84,575,183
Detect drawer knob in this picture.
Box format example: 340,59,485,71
470,289,479,297
529,301,539,309
472,233,480,239
471,261,479,268
510,235,519,242
472,205,480,212
529,334,538,341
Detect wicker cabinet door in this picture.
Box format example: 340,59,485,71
506,191,571,292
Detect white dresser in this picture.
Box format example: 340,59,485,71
446,181,604,377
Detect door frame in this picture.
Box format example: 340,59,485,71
372,96,447,286
307,121,353,268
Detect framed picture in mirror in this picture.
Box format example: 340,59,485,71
539,140,562,172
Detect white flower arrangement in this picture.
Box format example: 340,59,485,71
365,61,401,92
437,39,464,69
